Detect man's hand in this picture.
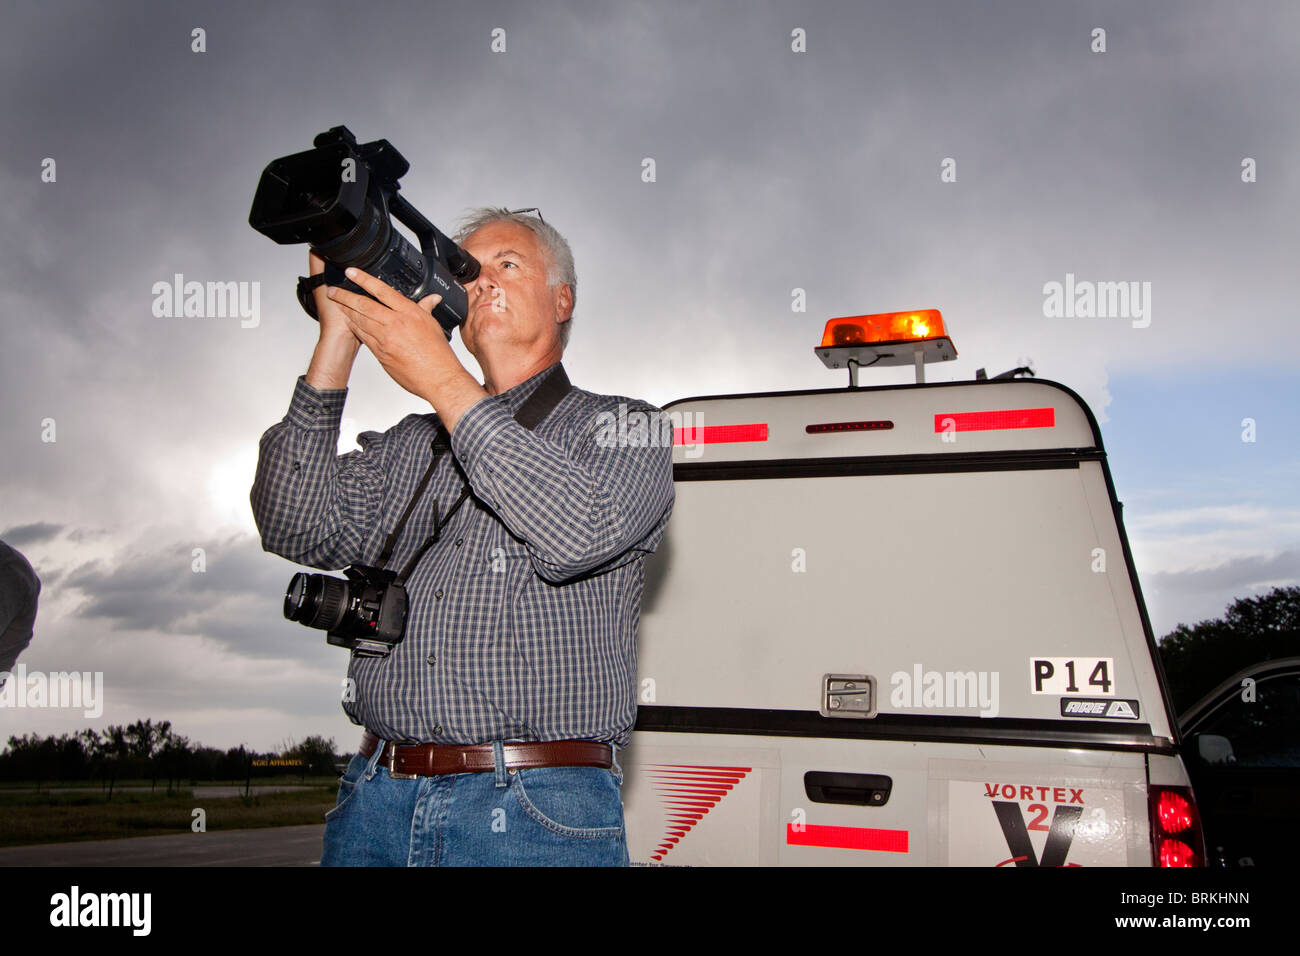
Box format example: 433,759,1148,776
327,267,488,432
303,251,363,390
309,250,360,343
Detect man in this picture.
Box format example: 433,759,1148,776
0,538,40,681
250,208,674,866
0,538,41,680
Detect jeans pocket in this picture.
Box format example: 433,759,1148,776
511,766,624,839
324,752,366,823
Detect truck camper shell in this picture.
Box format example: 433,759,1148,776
622,359,1202,867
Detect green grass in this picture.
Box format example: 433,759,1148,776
0,784,340,847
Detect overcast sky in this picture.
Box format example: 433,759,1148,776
2,0,1296,752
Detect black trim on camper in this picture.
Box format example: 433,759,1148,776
635,705,1176,755
674,447,1103,482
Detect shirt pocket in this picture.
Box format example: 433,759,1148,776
440,533,529,649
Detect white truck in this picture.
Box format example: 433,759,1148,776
620,309,1204,867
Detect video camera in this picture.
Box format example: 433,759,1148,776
248,125,479,337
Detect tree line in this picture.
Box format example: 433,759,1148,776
1158,586,1299,714
0,718,338,788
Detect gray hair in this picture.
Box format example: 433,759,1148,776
453,207,577,349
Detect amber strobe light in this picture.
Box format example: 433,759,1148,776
815,308,956,385
819,309,947,348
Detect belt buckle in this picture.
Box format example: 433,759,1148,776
385,744,418,779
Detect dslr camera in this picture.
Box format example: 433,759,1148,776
283,565,408,658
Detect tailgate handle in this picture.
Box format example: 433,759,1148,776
804,771,892,806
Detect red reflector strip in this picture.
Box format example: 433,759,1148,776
934,407,1055,432
806,420,894,434
673,423,768,445
785,823,909,853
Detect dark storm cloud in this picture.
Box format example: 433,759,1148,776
1148,550,1300,600
2,0,1296,748
1144,549,1300,637
60,530,337,663
0,522,63,546
66,527,115,544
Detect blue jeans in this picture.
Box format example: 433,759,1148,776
320,738,629,866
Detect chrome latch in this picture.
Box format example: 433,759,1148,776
821,674,877,719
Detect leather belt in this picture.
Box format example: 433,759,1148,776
359,730,613,779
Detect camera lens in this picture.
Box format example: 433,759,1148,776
283,572,349,631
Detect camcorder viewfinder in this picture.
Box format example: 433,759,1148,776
248,125,479,337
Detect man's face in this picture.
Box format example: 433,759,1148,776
457,220,571,358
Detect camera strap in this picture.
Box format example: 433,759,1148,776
296,274,328,319
375,362,573,585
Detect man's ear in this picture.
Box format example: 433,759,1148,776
555,283,574,323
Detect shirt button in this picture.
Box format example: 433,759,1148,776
433,724,442,735
435,589,443,600
426,654,437,665
292,462,301,472
454,538,463,547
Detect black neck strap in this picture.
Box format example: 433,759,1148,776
376,362,572,581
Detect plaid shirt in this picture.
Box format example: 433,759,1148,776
250,362,674,747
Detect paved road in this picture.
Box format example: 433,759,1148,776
0,825,326,866
3,785,320,798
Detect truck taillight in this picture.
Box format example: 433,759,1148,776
1149,786,1204,867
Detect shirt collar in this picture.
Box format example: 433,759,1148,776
491,361,564,418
